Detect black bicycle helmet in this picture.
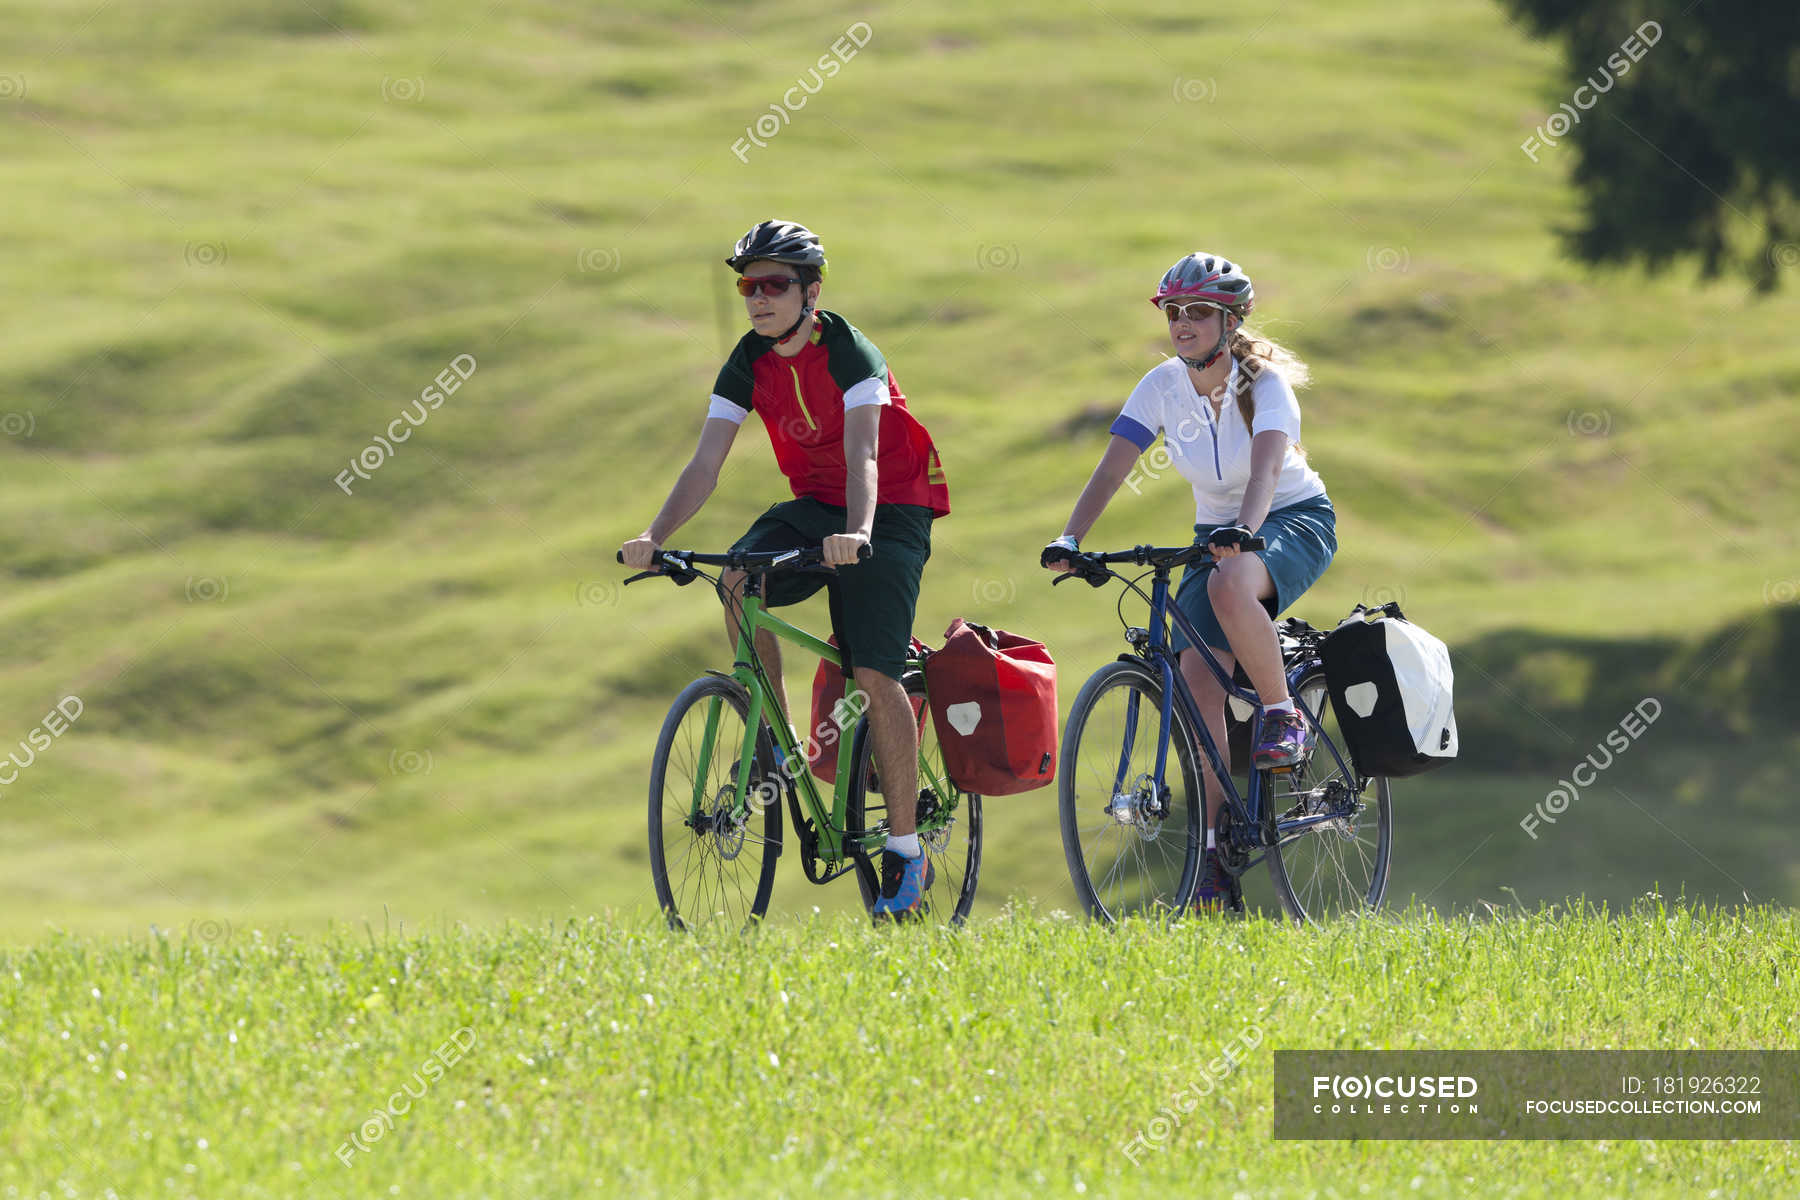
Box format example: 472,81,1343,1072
727,220,827,345
726,220,827,273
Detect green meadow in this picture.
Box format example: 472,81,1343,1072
3,0,1794,935
4,1,1798,1193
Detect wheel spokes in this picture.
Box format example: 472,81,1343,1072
656,688,771,929
1269,678,1388,921
1067,675,1196,918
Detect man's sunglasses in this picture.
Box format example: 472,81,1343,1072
1163,301,1222,324
736,275,804,298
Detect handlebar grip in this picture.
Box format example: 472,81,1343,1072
618,547,688,582
1202,536,1267,555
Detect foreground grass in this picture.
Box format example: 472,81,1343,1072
2,902,1795,1198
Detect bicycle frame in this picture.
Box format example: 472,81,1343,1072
1128,567,1363,849
688,571,884,864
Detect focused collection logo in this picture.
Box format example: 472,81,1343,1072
1311,1074,1481,1115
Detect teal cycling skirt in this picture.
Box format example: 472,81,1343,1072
1170,493,1337,655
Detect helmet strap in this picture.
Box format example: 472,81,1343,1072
773,300,814,347
771,282,819,347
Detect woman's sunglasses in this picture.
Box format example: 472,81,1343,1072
1163,301,1222,324
736,275,804,298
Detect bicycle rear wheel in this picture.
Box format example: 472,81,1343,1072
1262,669,1392,923
648,675,782,931
1059,659,1204,922
847,674,983,925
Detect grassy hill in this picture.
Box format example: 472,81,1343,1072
1,0,1797,939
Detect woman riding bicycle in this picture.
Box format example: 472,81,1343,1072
1041,253,1336,913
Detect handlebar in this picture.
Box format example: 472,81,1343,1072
1045,539,1267,589
617,544,873,586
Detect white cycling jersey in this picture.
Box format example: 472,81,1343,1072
1110,355,1327,527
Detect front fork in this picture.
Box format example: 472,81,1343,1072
685,581,789,846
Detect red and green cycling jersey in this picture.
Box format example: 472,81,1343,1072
706,310,950,517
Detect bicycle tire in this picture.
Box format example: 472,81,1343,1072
648,674,782,931
846,675,983,925
1261,668,1392,924
1059,659,1205,922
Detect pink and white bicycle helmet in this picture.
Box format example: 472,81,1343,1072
1151,253,1255,369
1150,252,1255,318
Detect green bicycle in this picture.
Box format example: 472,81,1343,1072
620,545,982,930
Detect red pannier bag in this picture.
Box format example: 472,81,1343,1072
807,636,929,783
924,619,1058,795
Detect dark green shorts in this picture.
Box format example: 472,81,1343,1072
729,497,933,681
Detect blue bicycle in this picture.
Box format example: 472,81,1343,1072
1050,543,1393,923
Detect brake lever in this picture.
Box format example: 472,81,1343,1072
1050,564,1112,588
622,566,699,586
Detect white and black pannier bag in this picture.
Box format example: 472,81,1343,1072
1320,603,1457,779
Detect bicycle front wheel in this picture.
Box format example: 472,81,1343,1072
648,675,782,932
1059,659,1204,922
1262,669,1392,924
847,675,983,925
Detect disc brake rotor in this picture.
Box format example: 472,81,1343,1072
709,784,748,860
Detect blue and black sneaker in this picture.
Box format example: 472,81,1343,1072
1253,709,1308,770
872,848,935,922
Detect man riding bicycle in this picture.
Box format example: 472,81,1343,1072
619,219,951,920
